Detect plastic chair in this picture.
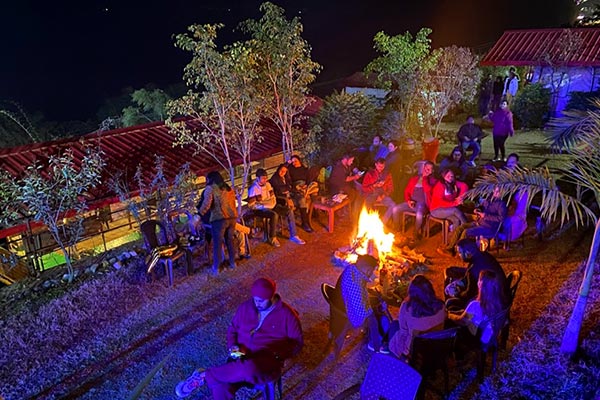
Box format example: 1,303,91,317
360,353,422,400
476,308,510,383
411,327,458,399
321,283,350,359
500,270,523,349
140,220,192,286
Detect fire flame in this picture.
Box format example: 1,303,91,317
355,207,395,256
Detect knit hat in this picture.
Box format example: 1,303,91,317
251,277,276,299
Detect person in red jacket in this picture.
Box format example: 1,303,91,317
430,168,468,230
391,160,437,241
175,278,303,399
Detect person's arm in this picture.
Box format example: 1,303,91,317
226,305,243,352
197,186,214,216
361,170,377,194
507,112,514,136
283,305,304,359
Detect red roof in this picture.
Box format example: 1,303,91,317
0,98,322,206
480,28,600,67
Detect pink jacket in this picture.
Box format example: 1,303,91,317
430,180,468,211
227,295,303,360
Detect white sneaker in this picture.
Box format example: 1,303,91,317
269,237,281,248
290,236,306,245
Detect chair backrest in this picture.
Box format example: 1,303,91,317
140,220,169,250
411,327,458,376
478,308,510,351
360,353,422,400
506,270,523,305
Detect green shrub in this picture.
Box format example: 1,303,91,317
566,90,600,111
512,83,551,129
306,91,376,166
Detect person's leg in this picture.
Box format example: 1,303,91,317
380,196,397,225
431,207,458,227
367,313,382,350
498,135,508,160
391,202,412,231
210,219,226,272
470,141,481,162
286,208,298,237
493,135,500,160
224,218,237,268
445,221,473,249
414,202,428,238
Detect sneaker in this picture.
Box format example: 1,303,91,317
228,263,237,270
467,160,476,167
269,237,281,248
367,343,376,352
175,369,205,398
379,344,390,354
290,235,306,245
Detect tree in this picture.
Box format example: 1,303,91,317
14,147,105,282
306,91,376,166
365,28,434,137
422,46,481,136
167,24,264,214
241,2,321,160
464,101,600,355
122,88,171,127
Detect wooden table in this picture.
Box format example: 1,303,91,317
310,198,350,233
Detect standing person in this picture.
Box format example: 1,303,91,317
392,161,437,241
246,169,281,247
361,158,396,225
197,171,238,275
175,277,303,399
388,275,446,360
444,239,509,312
329,154,364,223
487,100,514,162
503,67,520,108
457,115,485,167
490,76,504,111
384,140,403,203
369,134,389,165
437,185,507,257
430,169,468,230
270,163,313,234
334,254,391,353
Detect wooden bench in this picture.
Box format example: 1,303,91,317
310,197,350,233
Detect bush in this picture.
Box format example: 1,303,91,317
512,83,551,129
566,90,600,111
306,91,376,166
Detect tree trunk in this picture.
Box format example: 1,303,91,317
560,219,600,355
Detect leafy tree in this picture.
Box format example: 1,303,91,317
122,88,172,127
13,147,105,282
465,100,600,355
241,2,321,160
512,83,552,128
167,24,263,214
365,28,434,137
306,91,376,166
422,46,481,136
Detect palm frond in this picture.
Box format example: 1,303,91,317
547,98,600,151
465,167,597,228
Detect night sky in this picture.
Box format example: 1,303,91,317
2,0,575,122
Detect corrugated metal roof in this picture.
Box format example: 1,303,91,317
0,98,321,204
480,28,600,67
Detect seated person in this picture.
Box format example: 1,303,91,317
270,163,313,233
448,270,509,347
385,140,403,203
335,254,391,353
439,146,469,182
329,153,364,223
361,158,396,225
175,278,303,399
444,239,509,312
503,153,521,171
392,160,437,241
388,275,446,360
457,115,485,167
437,185,507,257
430,169,468,230
246,169,280,247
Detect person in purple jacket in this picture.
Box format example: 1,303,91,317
175,277,303,399
487,100,514,162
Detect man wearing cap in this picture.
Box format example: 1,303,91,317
176,277,303,399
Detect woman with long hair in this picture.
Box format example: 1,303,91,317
389,275,446,359
197,171,238,275
430,168,468,229
449,270,509,344
439,146,468,181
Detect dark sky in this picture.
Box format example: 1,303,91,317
1,0,575,122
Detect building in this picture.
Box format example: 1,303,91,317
481,28,600,116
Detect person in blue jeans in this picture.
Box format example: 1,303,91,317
457,115,485,167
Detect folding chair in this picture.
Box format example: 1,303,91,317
321,283,350,359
